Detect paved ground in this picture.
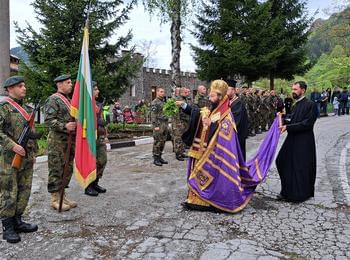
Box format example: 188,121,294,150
0,116,349,259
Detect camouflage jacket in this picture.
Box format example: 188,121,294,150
246,94,257,111
173,96,190,124
44,92,72,134
193,94,210,109
150,97,168,127
0,97,37,160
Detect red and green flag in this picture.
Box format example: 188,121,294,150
70,23,97,188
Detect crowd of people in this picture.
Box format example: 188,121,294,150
150,79,318,213
149,83,292,167
310,87,350,117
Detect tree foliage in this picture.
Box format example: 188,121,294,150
306,7,350,65
15,0,141,104
305,45,350,89
192,0,311,89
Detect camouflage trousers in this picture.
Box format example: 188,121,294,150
172,121,187,156
152,123,168,157
249,112,260,132
0,152,34,218
260,110,269,130
96,138,107,179
268,111,276,128
47,132,75,193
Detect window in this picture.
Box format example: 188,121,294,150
130,85,136,97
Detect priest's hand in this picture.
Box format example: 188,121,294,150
202,117,211,129
279,125,287,134
175,101,184,107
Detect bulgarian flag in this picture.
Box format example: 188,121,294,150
70,22,97,188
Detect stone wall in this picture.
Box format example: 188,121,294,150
119,66,208,107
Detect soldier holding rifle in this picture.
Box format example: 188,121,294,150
0,76,40,243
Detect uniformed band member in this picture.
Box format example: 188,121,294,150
0,76,38,243
84,81,107,196
151,87,169,166
44,74,77,211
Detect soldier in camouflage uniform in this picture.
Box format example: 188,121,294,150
44,74,77,211
172,88,189,161
184,87,193,106
260,91,270,131
0,76,38,243
246,88,257,136
151,87,169,166
84,81,108,196
193,85,210,109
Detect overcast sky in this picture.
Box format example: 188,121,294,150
10,0,335,72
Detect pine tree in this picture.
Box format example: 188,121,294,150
192,0,311,89
15,0,141,103
192,0,270,84
264,0,311,89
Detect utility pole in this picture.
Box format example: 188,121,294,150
0,0,10,94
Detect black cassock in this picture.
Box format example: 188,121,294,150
230,97,249,160
276,97,317,202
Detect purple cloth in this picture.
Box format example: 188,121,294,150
187,113,280,212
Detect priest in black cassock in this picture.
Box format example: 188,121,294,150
276,81,317,202
226,80,249,160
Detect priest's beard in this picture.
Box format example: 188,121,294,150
292,93,301,100
210,100,220,111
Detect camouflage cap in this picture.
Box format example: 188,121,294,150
54,74,71,83
3,76,25,89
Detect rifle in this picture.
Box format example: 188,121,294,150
59,119,74,212
12,104,40,169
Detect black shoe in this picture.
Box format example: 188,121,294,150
176,154,185,161
181,202,211,212
276,193,286,201
13,216,38,233
181,154,188,159
249,133,256,137
159,157,168,164
256,130,262,134
93,179,107,193
2,218,21,243
153,158,163,166
85,184,99,196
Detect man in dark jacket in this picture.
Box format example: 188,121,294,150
226,80,249,160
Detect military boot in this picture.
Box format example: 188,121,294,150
176,154,184,161
153,156,163,166
159,157,168,164
64,193,78,208
13,216,38,233
85,183,99,196
93,178,107,193
51,192,70,211
2,218,21,243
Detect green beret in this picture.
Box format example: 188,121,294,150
92,81,97,87
3,76,25,89
54,74,71,83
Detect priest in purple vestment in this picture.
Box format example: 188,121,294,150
176,80,282,213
